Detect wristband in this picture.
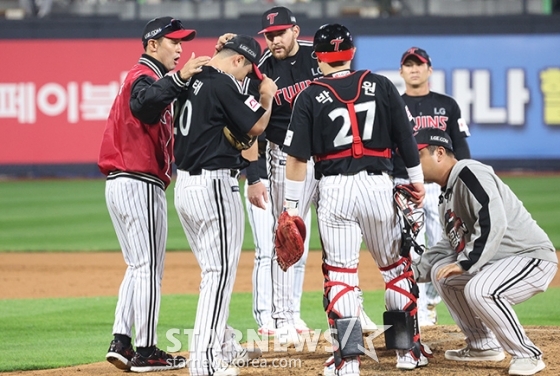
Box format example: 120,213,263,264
285,178,304,203
245,160,260,185
406,165,424,184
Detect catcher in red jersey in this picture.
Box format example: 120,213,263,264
283,24,432,375
98,17,210,373
394,47,471,326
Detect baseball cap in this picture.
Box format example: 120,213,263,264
223,35,263,80
142,17,196,47
258,6,297,34
414,128,454,151
400,47,432,66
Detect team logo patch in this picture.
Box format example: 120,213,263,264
284,130,294,147
458,118,471,136
244,95,261,112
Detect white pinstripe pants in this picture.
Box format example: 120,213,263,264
432,255,557,358
267,142,318,327
105,177,167,348
174,169,243,376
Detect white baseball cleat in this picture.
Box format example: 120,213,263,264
359,308,377,334
276,325,302,347
445,346,506,362
230,347,263,366
213,362,240,376
258,319,276,336
508,357,545,375
323,355,335,376
294,317,311,334
396,350,429,370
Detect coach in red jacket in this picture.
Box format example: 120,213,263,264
98,16,210,373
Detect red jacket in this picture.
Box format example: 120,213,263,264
98,56,185,188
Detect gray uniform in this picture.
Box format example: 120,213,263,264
413,159,558,359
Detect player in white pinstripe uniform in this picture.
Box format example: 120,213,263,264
243,135,313,332
411,128,558,376
284,24,431,374
98,17,211,372
395,47,471,326
173,35,276,376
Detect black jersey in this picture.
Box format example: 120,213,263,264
393,91,471,179
283,70,420,178
257,40,322,145
173,66,266,172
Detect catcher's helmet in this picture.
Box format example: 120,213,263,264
313,23,355,63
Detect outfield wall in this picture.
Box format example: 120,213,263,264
0,16,559,177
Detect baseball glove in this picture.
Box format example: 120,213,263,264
275,211,306,272
223,126,257,151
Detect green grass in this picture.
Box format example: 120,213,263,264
1,288,559,371
0,175,558,252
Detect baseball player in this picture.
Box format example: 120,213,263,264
396,47,471,326
283,24,432,374
98,17,210,373
173,35,276,376
243,134,313,333
218,6,377,338
411,128,558,376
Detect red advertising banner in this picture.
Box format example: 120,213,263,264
0,38,217,164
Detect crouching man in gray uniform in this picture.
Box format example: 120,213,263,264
411,128,557,376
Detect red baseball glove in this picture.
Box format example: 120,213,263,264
275,211,306,272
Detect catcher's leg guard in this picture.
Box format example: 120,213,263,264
322,263,364,369
380,257,432,360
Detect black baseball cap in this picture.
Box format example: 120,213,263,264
414,128,454,151
258,6,297,34
401,47,432,66
142,17,196,47
223,35,263,80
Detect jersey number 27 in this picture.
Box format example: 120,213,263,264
331,101,376,147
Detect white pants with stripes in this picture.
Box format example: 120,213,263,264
432,255,557,358
174,170,244,376
319,172,405,375
267,142,318,327
105,177,167,348
244,178,312,327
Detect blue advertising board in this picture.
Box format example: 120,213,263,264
355,35,560,161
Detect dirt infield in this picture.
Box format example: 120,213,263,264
1,251,559,376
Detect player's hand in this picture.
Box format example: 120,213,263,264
259,74,278,97
436,263,463,280
215,33,236,54
247,181,268,210
409,181,426,208
179,53,211,81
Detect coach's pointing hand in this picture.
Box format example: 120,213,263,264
179,53,211,81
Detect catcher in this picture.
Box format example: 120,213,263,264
281,23,430,375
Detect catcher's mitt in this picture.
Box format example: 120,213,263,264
394,184,425,256
223,126,257,151
275,211,306,272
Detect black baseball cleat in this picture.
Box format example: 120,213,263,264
106,339,135,370
129,347,187,373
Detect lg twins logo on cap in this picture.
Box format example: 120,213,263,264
330,37,344,51
267,12,279,24
244,95,261,112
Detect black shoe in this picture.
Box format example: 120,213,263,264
106,339,135,370
130,347,186,373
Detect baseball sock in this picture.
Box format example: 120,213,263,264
114,334,132,348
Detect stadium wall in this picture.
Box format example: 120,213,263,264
0,15,559,177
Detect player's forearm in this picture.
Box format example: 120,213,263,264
248,94,273,136
286,156,307,182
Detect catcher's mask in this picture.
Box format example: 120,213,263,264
394,184,425,257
